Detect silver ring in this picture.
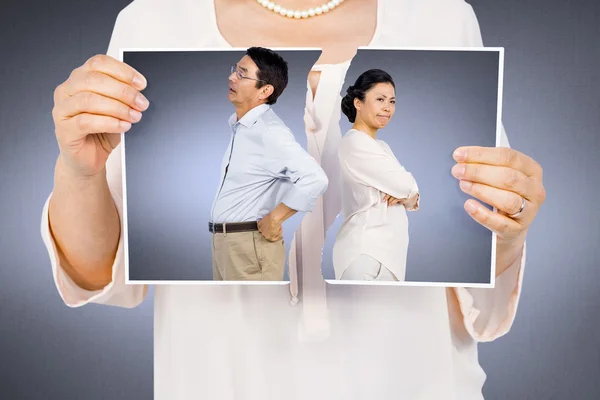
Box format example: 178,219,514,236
508,196,526,219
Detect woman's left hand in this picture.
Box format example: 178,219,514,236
451,146,546,242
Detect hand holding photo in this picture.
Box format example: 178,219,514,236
451,144,545,271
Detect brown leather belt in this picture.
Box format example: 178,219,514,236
208,221,259,234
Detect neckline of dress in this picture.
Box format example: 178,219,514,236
349,128,381,142
206,0,384,70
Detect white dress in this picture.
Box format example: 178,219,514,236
333,129,420,280
40,1,527,399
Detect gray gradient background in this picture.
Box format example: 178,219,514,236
122,49,319,281
0,0,598,399
322,49,499,284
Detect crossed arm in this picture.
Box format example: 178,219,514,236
342,134,420,210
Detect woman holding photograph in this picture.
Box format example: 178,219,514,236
332,69,420,282
43,0,546,398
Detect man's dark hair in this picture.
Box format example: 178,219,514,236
245,47,289,105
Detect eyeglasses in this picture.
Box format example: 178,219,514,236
230,65,269,84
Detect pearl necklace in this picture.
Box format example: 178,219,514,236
256,0,345,19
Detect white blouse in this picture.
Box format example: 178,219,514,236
40,1,526,399
333,129,420,280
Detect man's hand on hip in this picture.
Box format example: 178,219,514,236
258,203,297,241
258,213,283,241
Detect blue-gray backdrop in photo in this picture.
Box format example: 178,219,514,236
122,50,320,281
322,48,500,284
123,48,499,285
1,0,599,399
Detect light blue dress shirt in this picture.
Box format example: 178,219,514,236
210,104,328,224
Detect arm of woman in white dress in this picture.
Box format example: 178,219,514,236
341,133,420,202
443,2,539,343
448,121,533,342
41,5,148,309
378,140,421,211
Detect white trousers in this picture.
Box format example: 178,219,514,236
340,254,398,281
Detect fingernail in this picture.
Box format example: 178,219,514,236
453,148,466,161
135,94,149,110
133,75,147,90
451,164,465,178
459,180,472,191
119,121,132,131
129,109,142,122
465,201,477,214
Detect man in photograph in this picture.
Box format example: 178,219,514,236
209,47,328,281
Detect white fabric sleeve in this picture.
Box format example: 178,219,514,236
454,241,526,342
40,169,146,308
341,132,419,200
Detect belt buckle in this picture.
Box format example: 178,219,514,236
210,222,216,234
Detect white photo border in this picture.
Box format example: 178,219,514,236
119,46,504,289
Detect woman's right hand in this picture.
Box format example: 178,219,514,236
382,193,419,209
52,54,149,178
401,193,420,210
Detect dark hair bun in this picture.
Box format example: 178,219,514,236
341,92,357,123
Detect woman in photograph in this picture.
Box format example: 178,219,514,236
333,69,420,282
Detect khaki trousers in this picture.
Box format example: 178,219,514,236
211,231,286,281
